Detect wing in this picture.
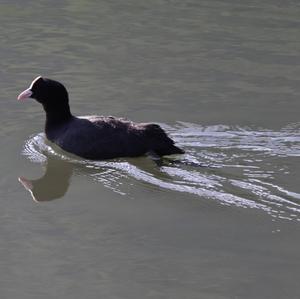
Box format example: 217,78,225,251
57,116,146,159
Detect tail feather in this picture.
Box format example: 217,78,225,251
144,124,184,156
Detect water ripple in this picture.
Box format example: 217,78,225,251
22,122,300,221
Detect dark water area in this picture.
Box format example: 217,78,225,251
0,1,300,298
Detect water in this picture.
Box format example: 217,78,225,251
1,1,300,298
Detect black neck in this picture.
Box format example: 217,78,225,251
44,103,73,128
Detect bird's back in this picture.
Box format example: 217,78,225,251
46,115,183,160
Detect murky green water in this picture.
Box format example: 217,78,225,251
1,1,300,298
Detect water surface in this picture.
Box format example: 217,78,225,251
0,1,300,298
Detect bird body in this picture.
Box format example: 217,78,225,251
18,77,184,160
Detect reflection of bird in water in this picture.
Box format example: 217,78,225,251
18,152,174,202
18,132,195,203
18,156,73,202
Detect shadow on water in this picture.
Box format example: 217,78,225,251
19,122,300,221
19,156,73,202
18,152,169,202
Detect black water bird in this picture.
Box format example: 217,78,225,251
18,76,184,160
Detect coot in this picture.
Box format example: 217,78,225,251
18,76,184,160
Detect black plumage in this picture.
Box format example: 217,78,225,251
18,77,184,160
